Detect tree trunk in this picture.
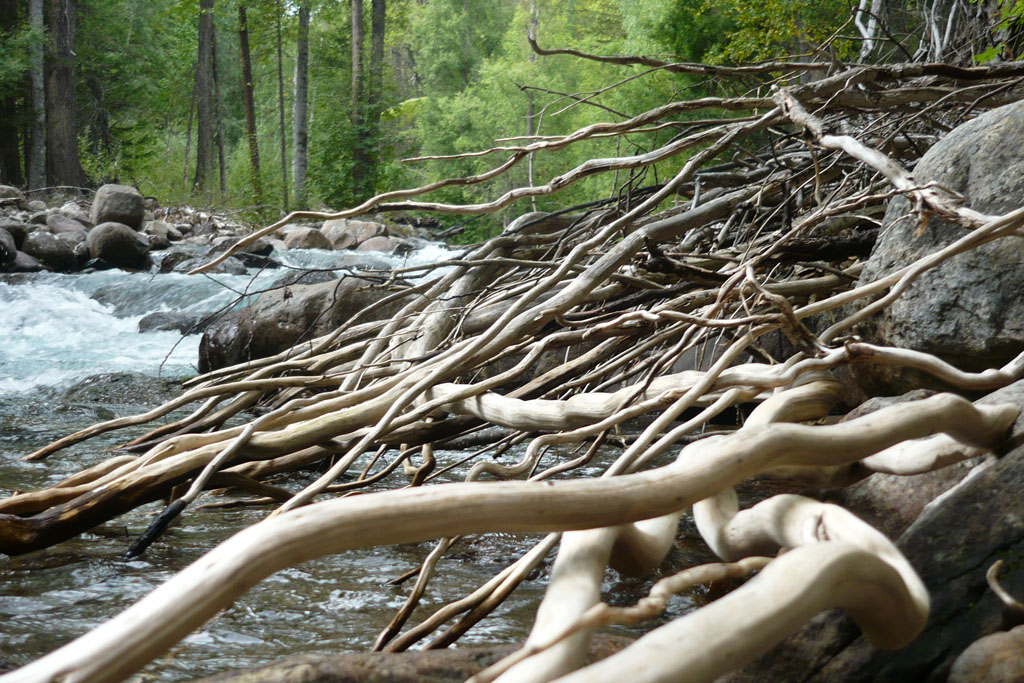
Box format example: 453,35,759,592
365,0,385,199
183,64,196,191
275,0,289,209
292,6,309,207
85,75,112,161
27,0,45,191
239,4,263,207
351,0,366,200
212,23,227,196
45,0,84,188
0,0,25,186
193,0,216,195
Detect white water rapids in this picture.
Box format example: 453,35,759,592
0,243,458,396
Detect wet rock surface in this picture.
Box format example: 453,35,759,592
198,277,404,372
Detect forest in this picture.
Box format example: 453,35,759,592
4,1,1024,682
0,0,928,237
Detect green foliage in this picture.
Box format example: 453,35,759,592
8,0,857,223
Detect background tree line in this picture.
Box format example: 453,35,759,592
0,0,1019,239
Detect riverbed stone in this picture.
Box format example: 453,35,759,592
723,380,1024,683
142,220,183,243
138,311,213,335
357,235,403,253
0,185,24,203
56,200,92,226
90,183,145,229
854,100,1024,393
0,228,15,265
198,277,402,372
948,625,1024,683
0,219,29,248
45,214,88,242
86,221,151,270
196,635,632,683
321,218,385,250
283,226,333,250
5,250,44,272
21,230,77,271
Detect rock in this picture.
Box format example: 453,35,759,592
198,277,403,372
819,389,975,540
321,218,385,249
157,250,193,273
138,311,213,335
724,379,1024,683
948,626,1024,683
25,199,46,212
0,185,24,202
45,214,88,242
174,255,248,276
209,235,274,257
56,200,92,226
86,221,150,270
90,183,145,229
855,100,1024,393
0,219,29,248
195,636,632,683
208,235,278,268
283,226,333,250
21,230,77,271
146,233,171,250
142,220,183,242
272,269,339,288
357,235,403,253
0,228,15,265
29,210,47,225
5,250,44,273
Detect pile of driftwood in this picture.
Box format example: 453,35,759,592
4,56,1024,683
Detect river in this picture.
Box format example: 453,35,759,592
0,244,710,680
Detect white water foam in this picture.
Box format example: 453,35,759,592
0,279,200,395
0,242,462,396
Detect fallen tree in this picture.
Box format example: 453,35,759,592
4,36,1024,683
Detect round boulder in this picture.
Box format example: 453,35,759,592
86,221,150,270
91,183,145,229
22,230,78,271
855,100,1024,392
283,226,333,250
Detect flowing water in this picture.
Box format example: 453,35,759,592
0,244,712,680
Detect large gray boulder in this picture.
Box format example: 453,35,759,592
198,277,401,372
724,380,1024,683
283,226,333,250
321,218,385,250
86,221,150,269
855,101,1024,392
22,230,78,271
90,184,145,229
